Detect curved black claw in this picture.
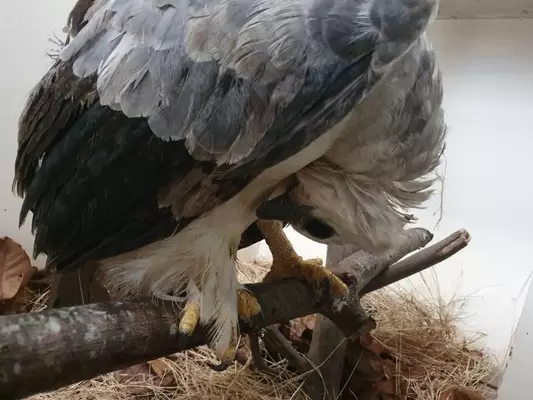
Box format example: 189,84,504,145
206,360,233,372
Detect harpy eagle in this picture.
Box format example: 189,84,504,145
14,0,445,364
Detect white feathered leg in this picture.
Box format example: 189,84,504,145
177,233,261,363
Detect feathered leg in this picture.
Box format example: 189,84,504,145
256,220,348,300
177,242,262,367
178,286,261,358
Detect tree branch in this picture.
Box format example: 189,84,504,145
360,229,471,295
306,244,361,400
304,228,433,399
0,229,470,399
0,279,362,399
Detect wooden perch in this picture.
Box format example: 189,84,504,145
0,280,353,399
0,229,470,399
303,228,471,399
361,229,471,295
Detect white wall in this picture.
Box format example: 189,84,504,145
409,19,533,368
498,283,533,399
1,2,532,370
0,1,76,266
438,0,533,19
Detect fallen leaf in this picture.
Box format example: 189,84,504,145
114,364,153,396
115,363,151,384
375,378,396,396
281,315,316,353
0,237,34,301
289,314,316,339
0,285,35,315
148,358,176,386
352,378,397,400
381,359,395,379
368,358,387,379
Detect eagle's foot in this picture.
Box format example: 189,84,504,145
178,301,201,336
256,219,348,304
205,337,239,371
208,289,261,367
211,289,261,364
237,288,261,322
265,257,349,301
179,289,261,368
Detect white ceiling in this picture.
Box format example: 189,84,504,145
438,0,533,19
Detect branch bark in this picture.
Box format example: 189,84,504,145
305,228,434,399
307,244,360,400
0,279,363,400
0,229,470,399
360,229,471,295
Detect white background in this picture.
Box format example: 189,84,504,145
1,2,532,393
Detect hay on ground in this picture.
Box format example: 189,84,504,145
21,260,497,400
362,286,496,399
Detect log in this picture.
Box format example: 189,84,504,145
0,279,360,399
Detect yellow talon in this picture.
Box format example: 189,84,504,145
237,289,261,321
178,290,260,365
179,301,200,335
256,220,349,301
265,256,349,299
220,340,238,363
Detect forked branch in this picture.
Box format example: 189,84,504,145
0,229,470,399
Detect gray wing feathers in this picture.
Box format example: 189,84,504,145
59,0,439,164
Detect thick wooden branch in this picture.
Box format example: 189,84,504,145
0,279,363,400
306,244,360,400
0,229,470,399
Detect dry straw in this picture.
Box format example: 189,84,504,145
26,261,497,400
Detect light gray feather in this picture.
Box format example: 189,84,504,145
292,36,446,253
60,0,439,164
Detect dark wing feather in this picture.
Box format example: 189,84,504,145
14,60,97,198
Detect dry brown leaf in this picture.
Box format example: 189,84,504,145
0,237,34,301
288,314,316,339
375,378,396,396
381,359,395,380
115,363,151,384
279,314,316,354
368,358,387,379
0,285,35,315
114,363,154,397
148,358,176,386
351,378,397,400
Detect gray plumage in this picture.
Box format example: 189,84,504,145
60,0,441,165
17,0,445,361
290,36,445,251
